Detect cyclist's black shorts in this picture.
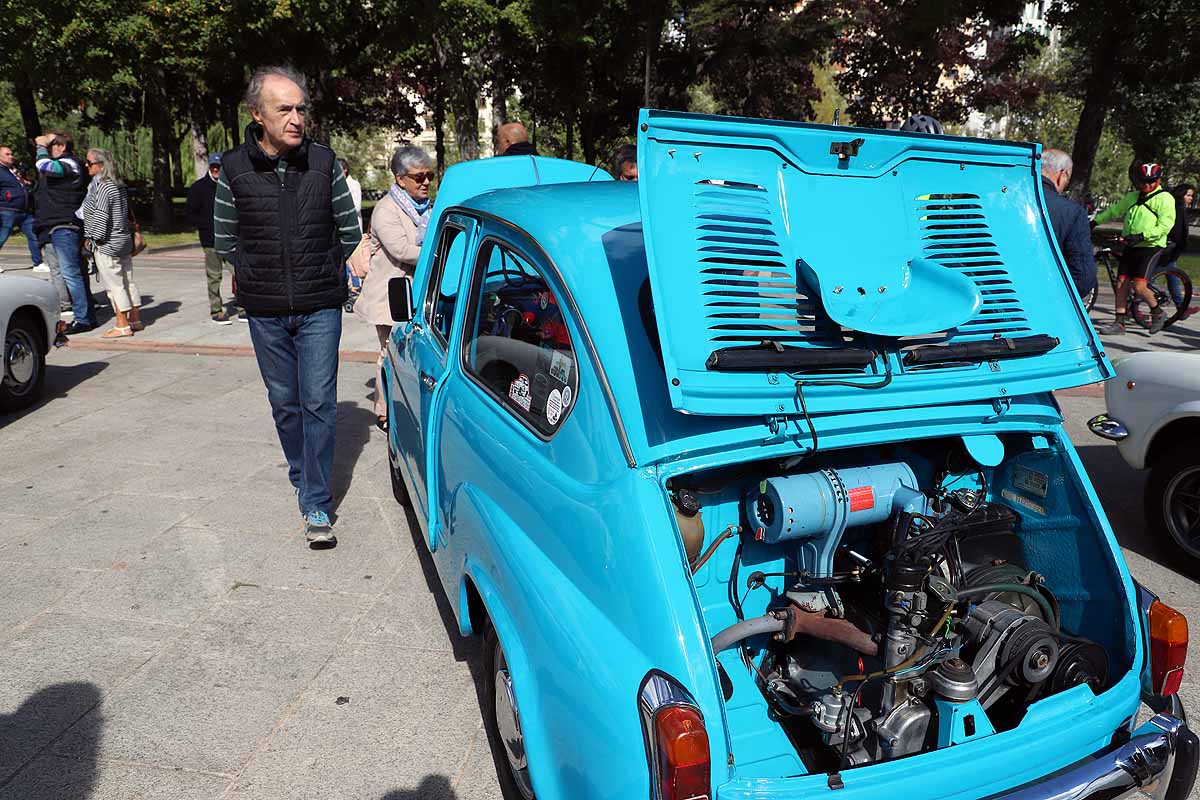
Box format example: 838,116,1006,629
1118,247,1165,281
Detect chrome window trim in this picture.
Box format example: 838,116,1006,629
458,235,581,443
445,205,638,467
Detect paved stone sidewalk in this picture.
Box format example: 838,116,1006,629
0,346,503,799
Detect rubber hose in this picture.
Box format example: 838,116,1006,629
958,583,1058,630
711,615,786,654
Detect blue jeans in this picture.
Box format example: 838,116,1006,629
247,308,342,516
0,209,42,265
1153,259,1186,305
51,227,96,325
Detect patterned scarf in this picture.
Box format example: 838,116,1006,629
388,183,431,246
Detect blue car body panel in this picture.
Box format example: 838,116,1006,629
381,110,1168,800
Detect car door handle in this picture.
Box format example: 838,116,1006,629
420,371,436,390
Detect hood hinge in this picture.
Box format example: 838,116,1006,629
986,396,1012,423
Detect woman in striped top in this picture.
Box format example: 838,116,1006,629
82,148,142,337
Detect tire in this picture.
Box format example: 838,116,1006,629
387,429,412,507
1145,442,1200,578
1129,268,1193,330
1,315,46,413
483,626,537,800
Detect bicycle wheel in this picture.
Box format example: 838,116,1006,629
1129,268,1193,329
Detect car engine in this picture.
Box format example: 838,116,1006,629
703,457,1111,770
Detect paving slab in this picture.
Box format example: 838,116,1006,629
0,756,231,800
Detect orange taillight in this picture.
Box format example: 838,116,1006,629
655,705,711,800
1149,600,1188,696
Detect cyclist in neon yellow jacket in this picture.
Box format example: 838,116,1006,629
1092,162,1176,335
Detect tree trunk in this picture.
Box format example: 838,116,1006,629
222,97,241,148
1067,30,1122,200
147,93,176,232
580,113,596,166
565,113,575,161
13,75,42,162
190,120,209,180
452,89,480,162
171,141,186,195
433,91,447,177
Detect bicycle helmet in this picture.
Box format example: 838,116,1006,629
899,114,944,135
1133,162,1164,186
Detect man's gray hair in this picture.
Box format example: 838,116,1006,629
390,146,435,177
86,148,124,187
245,65,309,112
1042,148,1073,176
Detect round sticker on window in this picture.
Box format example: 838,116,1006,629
560,385,572,408
546,388,563,426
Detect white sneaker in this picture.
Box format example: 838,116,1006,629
32,263,50,273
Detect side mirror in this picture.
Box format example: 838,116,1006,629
389,275,415,323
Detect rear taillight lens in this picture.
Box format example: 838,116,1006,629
655,705,710,800
1149,600,1188,696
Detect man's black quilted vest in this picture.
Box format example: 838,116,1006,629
221,131,346,314
33,158,86,234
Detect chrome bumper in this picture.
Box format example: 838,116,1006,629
993,709,1197,800
1087,413,1129,442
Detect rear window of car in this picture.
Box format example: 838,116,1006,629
462,239,579,438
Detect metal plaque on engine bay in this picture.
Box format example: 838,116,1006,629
1012,464,1049,498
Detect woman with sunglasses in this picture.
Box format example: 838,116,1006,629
354,145,436,432
81,148,142,337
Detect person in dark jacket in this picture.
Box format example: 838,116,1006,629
213,66,361,547
1155,183,1194,314
186,153,240,323
1039,149,1096,300
34,132,96,333
0,144,43,271
494,121,538,156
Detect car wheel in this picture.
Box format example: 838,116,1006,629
387,433,412,507
1145,443,1200,577
1,315,46,413
483,626,536,800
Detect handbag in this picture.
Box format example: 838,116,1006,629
129,207,148,257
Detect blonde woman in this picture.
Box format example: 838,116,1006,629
81,148,141,337
354,146,435,432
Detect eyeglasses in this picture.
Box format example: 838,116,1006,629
84,160,100,167
404,171,434,184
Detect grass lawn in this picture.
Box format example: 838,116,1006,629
3,229,200,251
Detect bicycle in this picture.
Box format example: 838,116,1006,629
1083,234,1193,331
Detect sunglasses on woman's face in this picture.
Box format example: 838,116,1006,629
84,160,100,167
405,171,434,184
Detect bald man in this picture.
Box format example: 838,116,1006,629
1040,148,1095,299
495,122,538,157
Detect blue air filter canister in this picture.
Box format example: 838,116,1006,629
744,462,921,545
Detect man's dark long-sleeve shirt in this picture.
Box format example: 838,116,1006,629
1041,176,1096,299
185,175,218,248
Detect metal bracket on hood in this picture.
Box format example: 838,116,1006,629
986,396,1012,423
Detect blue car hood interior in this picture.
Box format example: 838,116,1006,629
636,109,1113,418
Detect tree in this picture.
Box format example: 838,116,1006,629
827,0,1036,128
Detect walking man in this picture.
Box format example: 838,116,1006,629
1039,149,1095,299
0,144,43,272
186,154,240,324
1093,162,1176,335
214,66,362,546
34,132,95,333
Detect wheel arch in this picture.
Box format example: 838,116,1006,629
8,305,49,353
1146,416,1200,466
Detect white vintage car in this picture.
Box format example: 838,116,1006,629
1089,351,1200,572
1,273,65,412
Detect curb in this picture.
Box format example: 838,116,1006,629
65,338,378,363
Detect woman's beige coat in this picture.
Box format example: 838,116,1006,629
355,194,423,325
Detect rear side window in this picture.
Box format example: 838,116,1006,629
462,240,579,437
425,225,468,345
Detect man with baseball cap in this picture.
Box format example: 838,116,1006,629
185,153,241,323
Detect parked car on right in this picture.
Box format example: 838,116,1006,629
1090,352,1200,573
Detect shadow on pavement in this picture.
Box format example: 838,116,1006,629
379,775,456,799
0,681,102,798
0,360,109,431
331,400,375,512
1075,443,1172,566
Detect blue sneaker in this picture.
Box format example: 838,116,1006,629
304,510,336,545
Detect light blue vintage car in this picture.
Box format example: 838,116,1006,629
382,110,1196,800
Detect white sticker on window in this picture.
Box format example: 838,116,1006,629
508,373,532,412
560,385,572,408
549,351,571,384
546,388,563,426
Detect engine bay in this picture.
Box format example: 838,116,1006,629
670,432,1130,774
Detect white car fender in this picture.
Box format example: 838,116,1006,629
1102,352,1200,470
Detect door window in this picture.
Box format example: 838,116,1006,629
462,240,580,437
424,225,468,345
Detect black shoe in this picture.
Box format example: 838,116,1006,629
1149,308,1167,335
63,321,95,335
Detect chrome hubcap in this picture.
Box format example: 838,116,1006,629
494,645,535,799
1164,466,1200,557
4,330,37,393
